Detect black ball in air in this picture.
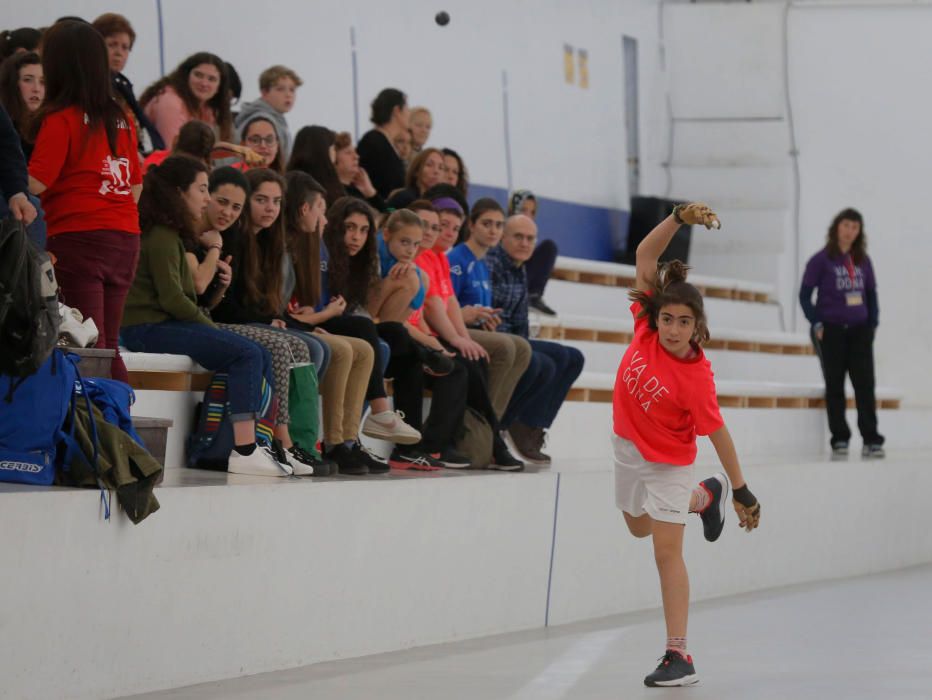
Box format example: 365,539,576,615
435,11,450,26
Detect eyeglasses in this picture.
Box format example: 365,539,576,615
246,135,277,147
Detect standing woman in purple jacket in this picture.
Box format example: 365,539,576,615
799,208,884,459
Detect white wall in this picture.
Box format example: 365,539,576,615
11,0,666,212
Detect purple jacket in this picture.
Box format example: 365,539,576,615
800,249,877,327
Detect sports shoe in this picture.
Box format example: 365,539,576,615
362,410,422,445
419,346,455,377
644,650,699,687
228,444,294,477
389,447,443,471
697,473,729,543
831,440,849,459
506,422,552,465
325,443,368,476
862,443,886,459
352,442,391,474
490,437,524,472
529,294,557,316
434,446,471,469
288,444,336,477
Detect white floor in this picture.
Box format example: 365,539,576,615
121,564,932,700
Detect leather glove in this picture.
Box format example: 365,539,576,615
673,203,721,230
732,484,760,532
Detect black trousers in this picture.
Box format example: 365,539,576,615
377,323,468,452
813,323,883,446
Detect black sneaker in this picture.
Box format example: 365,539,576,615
389,447,443,471
325,443,368,476
529,294,557,316
419,346,455,377
490,439,524,472
697,473,728,542
352,442,390,474
644,650,699,687
831,440,849,459
289,444,335,477
435,446,471,469
862,443,885,459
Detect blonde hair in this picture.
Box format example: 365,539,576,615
409,106,431,122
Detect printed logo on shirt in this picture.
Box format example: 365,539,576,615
834,264,864,291
320,260,328,272
99,155,133,196
620,349,670,412
450,264,463,275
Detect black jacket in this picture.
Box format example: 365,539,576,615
112,72,165,152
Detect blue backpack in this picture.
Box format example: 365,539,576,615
81,377,144,447
0,349,76,485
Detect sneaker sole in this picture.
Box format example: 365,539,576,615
646,673,699,687
389,459,441,471
489,464,524,472
712,472,729,541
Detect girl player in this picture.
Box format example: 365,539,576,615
613,202,762,687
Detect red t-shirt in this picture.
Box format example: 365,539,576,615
612,299,724,466
29,106,141,237
409,248,454,328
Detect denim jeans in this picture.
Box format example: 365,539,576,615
121,321,273,422
502,339,584,429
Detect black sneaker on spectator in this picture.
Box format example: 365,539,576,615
434,446,471,469
506,422,552,465
389,447,443,471
288,444,336,476
325,443,368,476
697,473,729,543
529,294,557,316
352,442,390,474
643,650,699,687
419,346,455,377
490,438,524,472
831,441,849,459
862,443,885,459
228,444,293,477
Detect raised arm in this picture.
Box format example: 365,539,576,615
635,203,720,291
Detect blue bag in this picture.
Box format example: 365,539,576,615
82,377,144,447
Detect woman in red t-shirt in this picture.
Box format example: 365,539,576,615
612,202,761,688
28,20,142,383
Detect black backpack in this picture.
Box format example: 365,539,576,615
0,218,61,377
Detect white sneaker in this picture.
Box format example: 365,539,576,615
228,444,294,477
362,410,421,445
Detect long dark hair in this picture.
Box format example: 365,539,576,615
323,196,380,310
138,155,208,249
287,125,344,206
173,119,216,164
30,20,127,153
284,170,325,309
237,168,286,315
0,51,40,136
0,27,41,60
441,147,469,197
139,52,232,140
825,207,867,264
628,260,711,345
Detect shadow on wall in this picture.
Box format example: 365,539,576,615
469,184,628,262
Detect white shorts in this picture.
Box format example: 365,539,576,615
612,434,693,525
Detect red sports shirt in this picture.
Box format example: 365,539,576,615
29,106,141,237
613,299,724,465
409,248,454,328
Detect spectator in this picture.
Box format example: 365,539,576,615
0,27,41,60
184,166,330,475
234,65,300,161
487,214,584,465
409,106,432,153
386,147,446,210
320,198,424,447
508,189,558,316
413,196,524,470
237,115,284,172
437,197,532,422
356,87,408,199
140,51,233,147
0,104,37,225
28,20,141,383
121,156,287,477
441,147,468,198
92,13,165,154
333,130,383,211
281,171,379,476
799,207,884,458
141,119,262,174
394,128,413,167
287,125,344,206
0,51,42,160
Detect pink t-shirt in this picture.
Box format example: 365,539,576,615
143,86,217,147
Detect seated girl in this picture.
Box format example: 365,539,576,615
120,156,288,477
